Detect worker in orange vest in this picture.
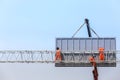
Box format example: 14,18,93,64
99,47,105,61
55,47,62,61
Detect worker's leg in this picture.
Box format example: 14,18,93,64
60,55,62,60
93,66,98,80
94,67,98,80
95,74,98,80
58,55,62,61
55,55,58,61
93,70,98,80
55,54,62,61
92,70,95,80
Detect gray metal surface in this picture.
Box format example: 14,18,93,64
56,38,116,52
56,38,116,67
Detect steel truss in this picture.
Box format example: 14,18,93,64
0,50,120,63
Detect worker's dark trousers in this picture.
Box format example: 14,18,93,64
92,66,98,80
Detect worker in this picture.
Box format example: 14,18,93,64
99,47,105,61
55,47,62,62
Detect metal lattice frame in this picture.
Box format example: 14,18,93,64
0,50,120,63
0,50,55,63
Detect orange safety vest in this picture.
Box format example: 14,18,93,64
89,56,96,66
99,48,105,60
56,50,61,56
55,50,62,61
99,53,104,60
89,56,95,62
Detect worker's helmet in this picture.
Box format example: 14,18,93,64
99,47,104,51
56,47,59,50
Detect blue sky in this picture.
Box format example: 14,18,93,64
0,0,120,80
